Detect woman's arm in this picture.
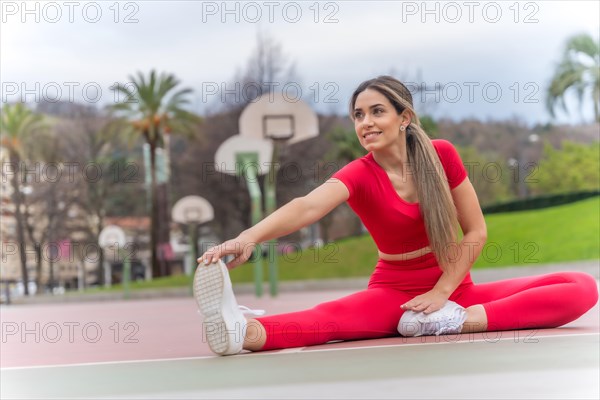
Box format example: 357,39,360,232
432,177,488,297
401,177,487,313
199,178,349,269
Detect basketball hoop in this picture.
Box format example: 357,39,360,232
263,115,294,140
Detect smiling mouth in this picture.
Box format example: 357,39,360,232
363,131,382,139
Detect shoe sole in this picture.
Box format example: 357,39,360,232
193,261,229,355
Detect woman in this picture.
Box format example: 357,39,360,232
195,76,598,356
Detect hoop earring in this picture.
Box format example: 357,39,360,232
400,125,406,131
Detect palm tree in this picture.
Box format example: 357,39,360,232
111,70,201,278
547,33,600,123
0,103,45,295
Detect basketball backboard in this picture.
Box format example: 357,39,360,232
172,196,214,225
98,225,126,249
214,135,273,177
239,92,319,144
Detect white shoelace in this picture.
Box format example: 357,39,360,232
238,305,266,316
415,306,466,335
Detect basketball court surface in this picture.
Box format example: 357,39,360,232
2,266,599,399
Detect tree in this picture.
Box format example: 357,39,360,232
547,33,600,123
20,128,72,292
325,126,366,164
56,108,142,287
456,146,513,206
0,103,46,295
110,70,201,277
218,30,299,111
529,141,600,195
419,115,439,138
322,127,367,240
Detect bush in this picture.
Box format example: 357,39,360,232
482,191,599,214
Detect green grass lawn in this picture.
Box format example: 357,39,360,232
472,195,599,268
97,196,599,291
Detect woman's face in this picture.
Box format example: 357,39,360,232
353,88,407,152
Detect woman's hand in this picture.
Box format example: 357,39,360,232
197,233,257,270
400,289,450,314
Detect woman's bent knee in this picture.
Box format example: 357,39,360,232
564,272,599,315
575,272,599,310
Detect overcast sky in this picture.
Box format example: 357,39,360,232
2,0,599,125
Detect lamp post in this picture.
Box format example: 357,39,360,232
510,133,540,198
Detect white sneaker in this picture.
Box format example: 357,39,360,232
398,300,467,337
193,259,264,355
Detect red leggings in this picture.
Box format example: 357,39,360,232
254,253,599,350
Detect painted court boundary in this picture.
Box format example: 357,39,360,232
2,331,597,371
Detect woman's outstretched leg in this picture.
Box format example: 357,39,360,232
251,287,415,351
452,271,599,331
194,259,415,354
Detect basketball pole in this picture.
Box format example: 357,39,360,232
120,248,131,300
189,221,198,275
187,221,198,296
237,153,264,297
264,141,280,297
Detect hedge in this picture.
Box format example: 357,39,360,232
482,191,600,214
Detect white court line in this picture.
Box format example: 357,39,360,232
2,331,597,371
276,347,306,353
0,355,218,371
291,331,600,354
242,331,600,357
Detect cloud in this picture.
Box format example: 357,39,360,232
1,0,598,124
